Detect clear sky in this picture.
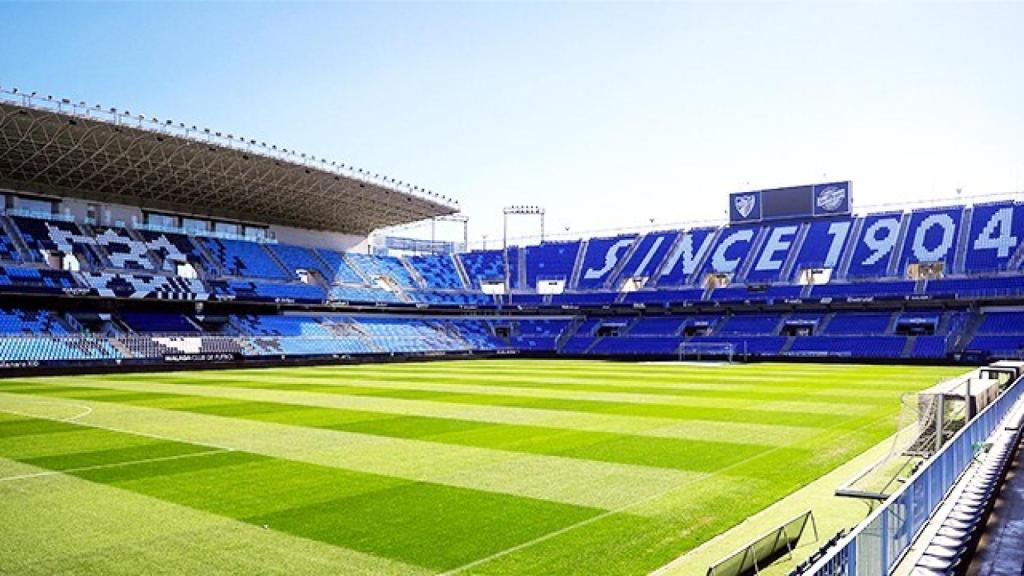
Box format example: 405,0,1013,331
1,2,1022,246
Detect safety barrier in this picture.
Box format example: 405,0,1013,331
806,373,1024,576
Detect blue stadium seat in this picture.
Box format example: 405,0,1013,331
524,241,581,288
719,314,782,335
576,235,637,290
787,219,855,280
962,202,1024,273
93,226,155,271
81,272,207,300
315,249,366,284
656,228,718,286
846,212,905,278
613,231,678,286
210,280,325,303
787,336,906,358
199,237,290,279
12,216,104,269
346,253,417,288
0,266,81,294
269,243,334,281
121,312,198,333
824,313,893,335
405,254,465,289
896,206,964,273
457,249,506,289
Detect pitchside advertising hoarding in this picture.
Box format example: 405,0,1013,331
729,181,851,224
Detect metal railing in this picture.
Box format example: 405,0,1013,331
806,373,1024,576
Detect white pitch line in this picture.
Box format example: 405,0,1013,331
438,405,903,576
0,401,236,452
0,448,232,483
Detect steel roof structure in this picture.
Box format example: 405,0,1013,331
0,88,457,235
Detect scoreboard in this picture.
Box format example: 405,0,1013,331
729,181,851,224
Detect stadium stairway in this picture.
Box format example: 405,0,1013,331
0,215,32,261
835,218,864,280
606,236,643,289
734,227,770,284
400,258,429,289
567,239,588,290
886,213,912,277
779,223,811,282
451,253,473,288
953,205,974,274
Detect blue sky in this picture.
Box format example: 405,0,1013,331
1,2,1022,246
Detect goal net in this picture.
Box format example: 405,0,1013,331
837,373,997,501
678,341,735,363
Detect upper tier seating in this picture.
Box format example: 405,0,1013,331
269,243,333,281
962,202,1024,273
655,228,717,286
345,253,417,288
845,212,905,278
0,222,23,263
405,254,465,289
787,219,854,280
614,231,678,285
199,237,290,279
622,288,705,305
93,226,154,271
896,206,964,272
12,216,104,269
576,235,636,290
458,250,505,289
315,249,366,284
524,239,581,286
138,230,215,274
745,223,804,283
695,226,761,280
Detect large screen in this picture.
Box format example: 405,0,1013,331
729,181,851,224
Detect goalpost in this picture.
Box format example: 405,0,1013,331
677,341,737,363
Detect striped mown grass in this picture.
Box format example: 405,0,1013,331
0,360,963,574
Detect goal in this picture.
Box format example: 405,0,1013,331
677,341,736,362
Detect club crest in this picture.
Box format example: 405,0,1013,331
734,194,757,218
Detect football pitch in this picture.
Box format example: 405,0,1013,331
0,360,964,575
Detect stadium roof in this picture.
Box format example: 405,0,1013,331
0,88,458,235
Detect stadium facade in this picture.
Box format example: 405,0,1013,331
1,89,1024,372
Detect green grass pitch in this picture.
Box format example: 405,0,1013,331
0,360,964,575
